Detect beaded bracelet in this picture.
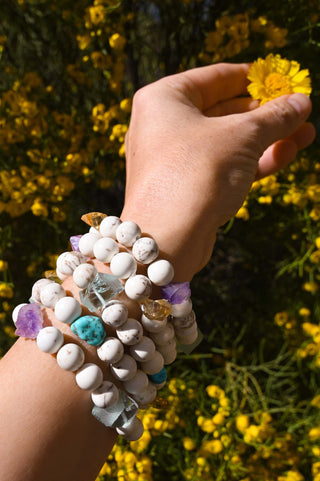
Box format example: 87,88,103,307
12,212,202,441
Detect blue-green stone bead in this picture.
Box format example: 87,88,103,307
148,367,167,384
71,315,106,346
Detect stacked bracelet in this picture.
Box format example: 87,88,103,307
12,212,202,442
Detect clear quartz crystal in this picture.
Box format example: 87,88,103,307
80,273,124,312
92,390,138,428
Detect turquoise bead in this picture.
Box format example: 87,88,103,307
148,367,167,384
71,315,106,346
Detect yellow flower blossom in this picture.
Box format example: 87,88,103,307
236,414,250,432
109,33,126,50
299,307,311,317
182,437,196,451
0,282,14,298
0,260,8,271
247,54,312,105
235,206,249,221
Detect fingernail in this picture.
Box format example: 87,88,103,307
287,93,310,115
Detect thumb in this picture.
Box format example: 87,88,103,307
243,93,312,154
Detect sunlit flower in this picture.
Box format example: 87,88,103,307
247,53,312,105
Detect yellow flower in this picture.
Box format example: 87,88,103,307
0,282,14,298
236,414,250,432
247,54,312,105
182,437,196,451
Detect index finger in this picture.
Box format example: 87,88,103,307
181,63,250,111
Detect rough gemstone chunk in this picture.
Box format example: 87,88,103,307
80,273,124,312
161,282,191,304
71,315,106,346
15,303,44,338
140,298,172,321
81,212,106,228
92,390,138,428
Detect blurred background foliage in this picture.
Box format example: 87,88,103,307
1,0,320,480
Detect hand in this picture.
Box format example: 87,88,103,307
121,63,315,280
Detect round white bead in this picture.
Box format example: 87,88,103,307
116,221,141,247
140,351,164,375
116,416,144,441
150,323,175,346
123,369,148,394
124,275,152,301
101,302,128,328
172,310,196,330
91,380,119,408
133,382,157,406
160,348,177,365
78,232,99,257
75,363,103,391
72,263,97,289
93,237,119,263
110,354,137,381
147,260,174,286
56,251,86,276
176,328,199,345
36,326,64,354
97,337,124,364
54,296,82,324
12,303,28,325
171,298,193,318
116,318,143,345
140,313,167,333
129,336,156,362
110,252,137,279
40,283,66,308
31,278,53,303
57,343,85,371
132,237,159,264
100,216,122,239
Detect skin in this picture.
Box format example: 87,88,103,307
0,63,315,481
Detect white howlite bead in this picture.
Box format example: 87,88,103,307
54,296,82,324
76,363,103,391
124,275,152,301
132,382,157,406
132,237,159,264
116,221,141,247
140,350,164,375
116,416,144,441
99,216,122,239
56,268,69,281
147,259,174,286
129,336,156,362
176,328,199,345
171,298,193,318
40,282,66,308
101,302,128,328
56,251,86,277
78,232,99,257
160,348,177,365
150,323,175,346
89,226,102,238
116,318,143,345
57,343,85,371
110,252,137,279
97,337,124,364
12,303,28,325
175,321,198,338
172,310,196,330
72,263,97,289
31,278,53,303
93,237,119,263
36,326,64,354
110,354,137,381
140,313,167,333
91,380,119,408
123,369,148,394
